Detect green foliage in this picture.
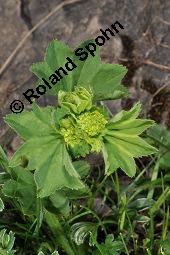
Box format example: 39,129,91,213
4,93,156,200
148,124,170,169
103,103,157,176
71,222,98,246
4,105,84,198
31,40,74,93
0,198,4,212
0,146,10,173
0,229,15,255
1,38,161,255
38,251,59,255
160,236,170,255
92,235,124,255
2,166,37,215
31,39,128,100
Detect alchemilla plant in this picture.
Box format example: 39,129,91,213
0,39,159,255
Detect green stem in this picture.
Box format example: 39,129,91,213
120,233,130,255
147,157,160,199
45,211,75,255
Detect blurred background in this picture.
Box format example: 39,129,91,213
0,0,170,156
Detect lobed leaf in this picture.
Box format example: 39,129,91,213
5,105,84,198
2,167,37,215
103,103,157,177
31,39,128,101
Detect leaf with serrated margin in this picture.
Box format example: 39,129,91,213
91,64,128,100
103,103,157,177
31,39,75,95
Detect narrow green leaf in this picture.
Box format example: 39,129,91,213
0,198,4,212
0,145,10,173
150,187,170,215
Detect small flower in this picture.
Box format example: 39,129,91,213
60,118,82,147
77,110,108,137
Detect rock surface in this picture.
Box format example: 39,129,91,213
0,0,170,150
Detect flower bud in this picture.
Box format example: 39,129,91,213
58,87,93,114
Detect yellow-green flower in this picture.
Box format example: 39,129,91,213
60,118,82,147
59,108,108,155
77,110,108,137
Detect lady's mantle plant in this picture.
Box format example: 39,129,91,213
1,39,157,254
4,39,157,198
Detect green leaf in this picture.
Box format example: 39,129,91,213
0,172,10,185
150,187,170,215
127,198,155,210
135,215,150,223
159,152,170,169
148,124,170,169
0,146,10,173
73,160,90,179
92,235,124,255
71,222,98,245
45,39,74,92
73,40,101,88
10,136,84,198
4,107,54,140
147,124,170,150
44,190,70,217
31,38,128,101
0,198,4,212
103,103,157,177
73,41,128,100
38,252,59,255
53,107,69,126
161,236,170,255
103,141,136,177
90,64,128,101
2,167,37,215
5,105,84,198
31,39,74,95
0,229,15,254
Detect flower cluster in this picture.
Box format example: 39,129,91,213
59,88,108,156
